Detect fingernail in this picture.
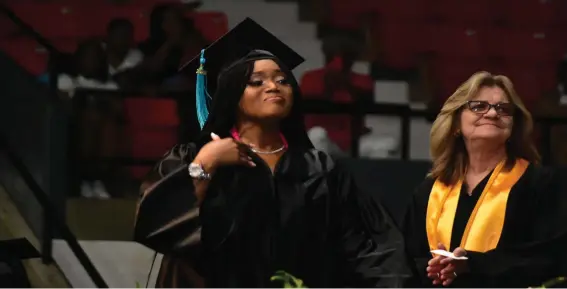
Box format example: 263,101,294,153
250,162,256,167
211,132,218,138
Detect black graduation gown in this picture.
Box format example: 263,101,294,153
403,163,567,288
134,143,411,288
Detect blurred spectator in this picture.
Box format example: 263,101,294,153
301,35,373,151
303,34,374,101
105,18,143,76
56,40,127,199
57,39,118,96
137,4,207,89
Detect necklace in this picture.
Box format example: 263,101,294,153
250,145,286,154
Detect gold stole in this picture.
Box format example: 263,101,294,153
426,158,529,253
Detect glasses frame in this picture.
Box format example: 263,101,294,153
466,100,515,116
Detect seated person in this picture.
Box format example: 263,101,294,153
137,3,207,89
57,39,118,96
58,40,122,199
105,18,144,76
301,40,373,152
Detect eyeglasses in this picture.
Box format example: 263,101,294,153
466,100,515,116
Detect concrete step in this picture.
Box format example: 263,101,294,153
0,185,70,288
52,240,162,288
65,198,137,241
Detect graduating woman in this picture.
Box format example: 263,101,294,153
403,71,567,288
134,18,410,288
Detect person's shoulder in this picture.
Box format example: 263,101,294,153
414,175,436,197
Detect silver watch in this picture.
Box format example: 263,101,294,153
188,163,211,180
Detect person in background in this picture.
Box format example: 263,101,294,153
301,35,373,154
57,40,118,95
403,71,567,287
137,3,207,88
105,18,143,76
58,40,122,199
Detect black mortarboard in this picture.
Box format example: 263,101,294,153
0,238,41,261
179,17,305,129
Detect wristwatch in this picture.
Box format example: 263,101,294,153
188,162,212,180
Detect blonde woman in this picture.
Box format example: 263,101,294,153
402,72,567,287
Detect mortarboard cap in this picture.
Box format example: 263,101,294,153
179,17,305,129
0,238,41,261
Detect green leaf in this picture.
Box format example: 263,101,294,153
533,276,566,288
270,270,308,288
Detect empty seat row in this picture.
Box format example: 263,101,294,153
329,0,567,30
432,57,557,105
373,21,567,70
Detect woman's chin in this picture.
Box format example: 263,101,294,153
469,133,507,143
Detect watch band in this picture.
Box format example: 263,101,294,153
188,163,212,180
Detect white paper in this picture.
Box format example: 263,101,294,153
430,249,468,260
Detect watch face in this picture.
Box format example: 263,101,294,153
188,163,202,177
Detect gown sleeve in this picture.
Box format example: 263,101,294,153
330,164,412,288
401,178,435,287
133,143,202,256
459,167,567,287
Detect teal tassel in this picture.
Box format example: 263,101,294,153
196,49,211,129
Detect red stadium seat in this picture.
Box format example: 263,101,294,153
431,0,493,26
371,18,424,69
483,28,562,63
432,56,490,101
0,37,50,75
371,0,434,22
328,0,370,29
0,15,20,38
7,2,85,38
125,128,178,179
122,98,180,128
122,98,179,179
494,0,560,29
127,128,178,159
422,24,483,58
188,11,229,43
489,62,543,107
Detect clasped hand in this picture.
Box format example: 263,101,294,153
427,243,468,287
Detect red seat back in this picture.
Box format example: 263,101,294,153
0,37,49,75
123,98,179,128
188,11,229,43
122,98,180,179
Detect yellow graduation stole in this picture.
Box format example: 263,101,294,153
426,158,529,253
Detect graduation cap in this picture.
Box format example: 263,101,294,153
0,238,41,261
179,17,305,129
